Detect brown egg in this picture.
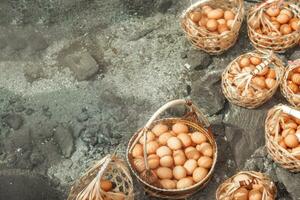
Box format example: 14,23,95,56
252,76,266,89
280,24,293,35
252,184,264,193
191,131,207,144
177,133,192,147
249,189,262,200
277,14,290,24
184,159,198,175
133,156,146,173
233,187,249,200
146,141,159,154
197,156,213,169
282,128,296,137
256,67,269,76
292,146,300,159
266,6,280,17
190,11,202,23
192,167,208,182
199,16,208,27
156,146,172,157
159,132,174,145
132,144,143,158
288,71,294,80
152,123,169,137
100,179,113,192
288,81,299,93
185,147,201,160
173,150,187,165
250,56,262,65
218,24,229,34
206,19,218,31
280,139,287,149
202,5,213,15
173,165,187,180
290,18,299,31
160,179,176,189
284,134,299,148
172,123,189,134
239,57,250,68
196,143,213,157
280,9,293,18
250,19,260,29
267,69,276,79
265,78,276,89
177,177,194,189
207,8,224,19
139,131,156,144
217,19,226,25
160,155,174,167
224,10,235,20
148,154,160,169
227,19,234,29
292,73,300,85
157,167,173,179
167,137,183,150
271,20,281,30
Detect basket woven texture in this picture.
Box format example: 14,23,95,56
68,155,134,200
265,104,300,172
181,0,244,54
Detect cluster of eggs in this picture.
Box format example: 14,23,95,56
132,122,214,189
100,179,125,200
270,112,300,159
231,174,269,200
227,55,277,97
249,6,299,36
286,67,300,96
189,5,236,34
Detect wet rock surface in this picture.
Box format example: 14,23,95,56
0,0,299,199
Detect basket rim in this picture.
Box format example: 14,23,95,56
126,117,218,193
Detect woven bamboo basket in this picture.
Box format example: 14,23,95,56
265,104,300,172
281,59,300,107
247,0,300,53
216,171,277,200
68,154,134,200
180,0,244,54
222,50,284,109
126,99,218,199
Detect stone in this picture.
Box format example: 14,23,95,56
24,62,44,82
276,167,300,200
31,121,56,142
63,51,99,81
186,50,212,70
7,34,27,51
28,32,48,52
30,152,45,166
53,125,75,158
2,113,24,130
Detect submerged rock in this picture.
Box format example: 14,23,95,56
53,125,75,158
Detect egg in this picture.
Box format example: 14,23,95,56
151,123,169,137
292,73,300,85
206,19,218,31
192,167,208,182
256,67,269,76
288,71,294,80
265,78,276,89
139,131,156,144
160,155,174,167
185,146,201,160
217,19,226,25
156,146,172,157
280,24,292,35
100,179,113,192
271,20,281,30
177,133,192,147
190,11,202,23
288,81,299,93
266,6,280,17
159,132,174,145
224,10,235,20
156,167,173,179
146,141,159,154
252,76,266,89
191,132,207,144
207,8,224,19
133,156,146,173
250,56,262,65
218,24,229,34
280,9,293,18
252,184,264,193
148,154,160,169
173,150,187,165
227,19,234,29
132,144,143,158
172,123,189,134
233,174,250,183
250,19,261,29
292,146,300,159
239,57,250,68
176,177,194,189
160,179,176,189
167,137,182,150
267,68,276,79
233,187,249,200
183,159,198,175
202,5,213,15
284,134,299,148
290,18,299,31
277,14,290,24
249,189,262,200
196,142,213,157
197,156,213,169
173,166,187,180
281,128,296,137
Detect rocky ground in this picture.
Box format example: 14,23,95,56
0,0,299,199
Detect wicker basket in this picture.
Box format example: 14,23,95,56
180,0,244,54
222,50,284,109
126,99,218,199
265,104,300,172
68,154,134,200
216,171,277,200
281,59,300,107
247,0,300,52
